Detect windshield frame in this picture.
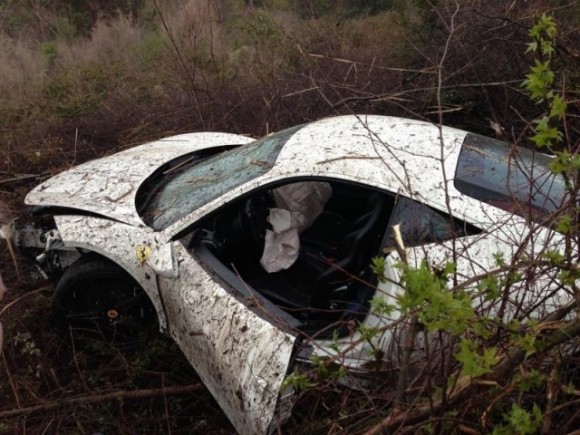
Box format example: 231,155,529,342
138,125,303,230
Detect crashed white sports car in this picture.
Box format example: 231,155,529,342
15,115,569,434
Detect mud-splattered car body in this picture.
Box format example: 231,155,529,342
15,115,569,434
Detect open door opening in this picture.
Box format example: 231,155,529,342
189,179,395,337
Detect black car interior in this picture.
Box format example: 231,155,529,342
188,180,395,334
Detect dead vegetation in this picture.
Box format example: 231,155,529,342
1,0,579,433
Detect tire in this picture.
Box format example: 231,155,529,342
53,255,157,344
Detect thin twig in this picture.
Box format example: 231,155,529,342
2,351,21,408
0,286,52,317
541,354,562,434
0,384,204,419
0,173,50,185
392,224,415,405
69,326,91,393
162,373,172,435
395,315,418,405
332,80,521,108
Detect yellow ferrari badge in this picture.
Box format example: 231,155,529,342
135,245,151,265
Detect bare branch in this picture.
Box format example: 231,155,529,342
0,384,205,419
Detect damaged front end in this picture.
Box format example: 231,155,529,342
13,209,81,280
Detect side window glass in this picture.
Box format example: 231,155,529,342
384,197,479,249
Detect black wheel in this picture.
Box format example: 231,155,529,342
53,255,157,344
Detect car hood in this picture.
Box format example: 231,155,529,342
25,132,254,228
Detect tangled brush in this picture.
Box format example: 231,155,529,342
0,200,19,280
0,200,18,351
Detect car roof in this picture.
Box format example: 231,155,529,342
268,115,471,216
166,115,515,237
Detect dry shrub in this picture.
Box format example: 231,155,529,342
154,0,228,66
1,0,575,178
169,0,223,40
0,35,47,107
0,1,57,41
395,0,580,136
296,10,405,62
56,15,146,70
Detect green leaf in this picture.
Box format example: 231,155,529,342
311,355,345,381
502,403,543,435
493,253,505,267
505,271,523,287
358,323,380,343
478,275,500,301
532,116,562,147
559,269,579,286
540,249,565,264
513,333,536,354
549,94,567,119
280,371,312,391
515,369,545,393
329,330,341,353
370,295,396,317
525,41,538,53
455,339,497,377
370,256,386,281
540,14,557,39
555,214,574,234
563,383,577,395
540,39,555,56
549,151,570,173
442,261,456,277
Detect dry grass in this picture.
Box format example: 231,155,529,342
0,36,48,107
57,15,147,69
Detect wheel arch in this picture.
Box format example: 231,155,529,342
53,215,169,332
61,249,168,332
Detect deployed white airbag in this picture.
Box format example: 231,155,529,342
260,182,332,273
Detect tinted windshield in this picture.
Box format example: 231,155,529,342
140,125,302,230
454,133,567,221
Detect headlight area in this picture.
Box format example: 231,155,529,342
14,209,81,280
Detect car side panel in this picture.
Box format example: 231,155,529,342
158,242,296,435
408,226,570,319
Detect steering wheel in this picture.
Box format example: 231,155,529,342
242,193,272,248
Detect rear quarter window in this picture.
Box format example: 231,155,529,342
384,197,480,249
454,133,566,222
